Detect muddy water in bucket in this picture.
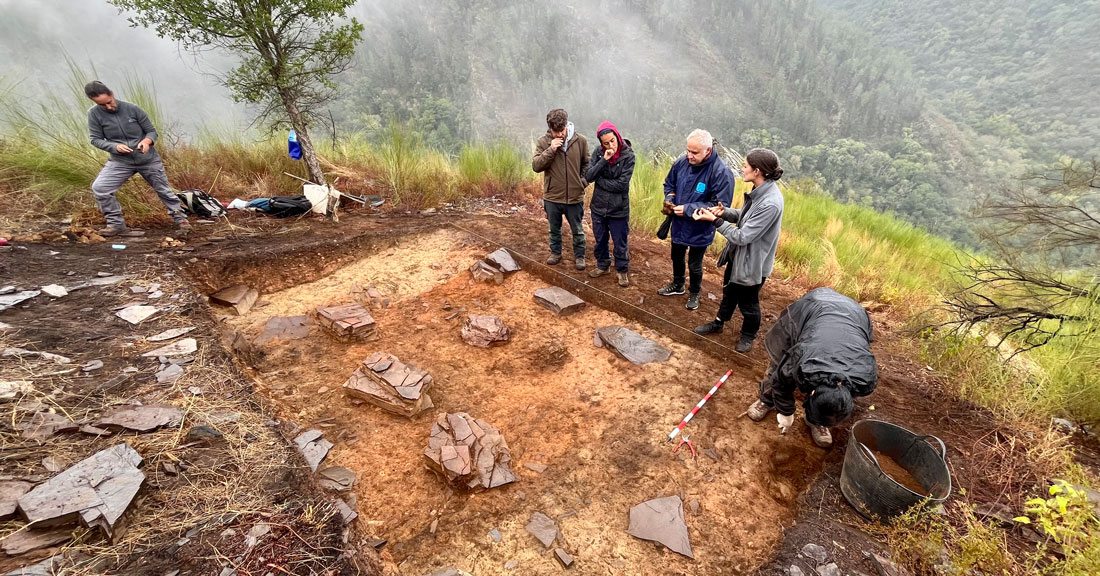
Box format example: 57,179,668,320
841,419,951,519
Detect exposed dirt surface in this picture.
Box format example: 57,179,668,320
3,205,1097,576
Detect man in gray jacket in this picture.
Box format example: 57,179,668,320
85,81,189,237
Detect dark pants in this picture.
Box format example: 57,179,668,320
716,265,765,338
591,213,629,272
670,242,706,294
544,200,586,259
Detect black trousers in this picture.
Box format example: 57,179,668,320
715,264,765,337
670,242,706,294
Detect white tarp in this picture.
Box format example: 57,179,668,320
303,184,341,216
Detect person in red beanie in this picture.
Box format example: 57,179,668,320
584,121,636,287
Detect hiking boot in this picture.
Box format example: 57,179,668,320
746,400,772,422
176,220,192,238
617,271,630,287
547,253,562,265
657,281,686,296
694,320,724,335
588,266,610,278
736,335,755,353
574,257,586,271
685,293,700,310
805,415,833,448
98,226,144,238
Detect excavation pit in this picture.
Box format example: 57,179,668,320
191,224,828,574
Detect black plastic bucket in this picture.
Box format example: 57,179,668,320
840,419,951,520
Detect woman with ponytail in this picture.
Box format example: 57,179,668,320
690,148,785,353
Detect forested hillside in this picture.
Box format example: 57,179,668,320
333,0,988,242
819,0,1100,162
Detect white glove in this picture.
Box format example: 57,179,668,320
777,413,794,434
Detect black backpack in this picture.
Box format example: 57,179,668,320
176,189,227,218
267,195,313,218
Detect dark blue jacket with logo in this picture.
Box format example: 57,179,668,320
663,152,734,247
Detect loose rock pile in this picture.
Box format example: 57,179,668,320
424,412,516,490
342,352,434,417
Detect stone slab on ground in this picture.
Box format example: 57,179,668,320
0,480,34,520
525,511,558,548
293,429,333,473
314,303,376,341
1,553,65,576
1,380,34,401
2,348,72,364
486,248,521,273
627,495,693,559
17,443,144,538
343,352,433,417
469,260,504,284
317,467,356,492
116,305,158,325
141,338,197,358
210,284,259,315
594,326,672,365
147,327,196,342
0,527,73,555
0,290,41,312
254,315,310,345
98,405,183,432
533,287,585,316
18,412,79,441
461,315,510,347
554,548,575,568
425,412,517,491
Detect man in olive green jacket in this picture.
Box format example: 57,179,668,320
533,108,589,270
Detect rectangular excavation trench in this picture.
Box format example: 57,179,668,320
185,225,829,575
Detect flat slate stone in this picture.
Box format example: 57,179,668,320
343,352,433,417
116,305,159,325
40,285,68,298
461,315,510,347
18,412,79,441
254,316,310,345
141,338,197,358
594,326,672,365
425,412,517,491
554,548,574,568
210,284,259,315
1,380,33,401
469,260,504,284
98,405,183,432
486,248,521,273
293,429,333,472
0,290,41,312
627,495,693,559
1,554,64,576
0,527,72,555
0,480,34,520
17,443,144,538
533,287,585,316
155,363,185,384
315,303,376,341
317,466,356,492
525,511,558,548
147,327,196,342
2,348,71,364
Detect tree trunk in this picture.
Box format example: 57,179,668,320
280,90,326,185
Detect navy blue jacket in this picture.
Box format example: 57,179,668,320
663,152,734,247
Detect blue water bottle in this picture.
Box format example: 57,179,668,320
288,129,302,160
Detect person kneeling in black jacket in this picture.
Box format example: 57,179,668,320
745,287,878,448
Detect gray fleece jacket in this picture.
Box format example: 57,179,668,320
714,179,784,286
88,100,161,166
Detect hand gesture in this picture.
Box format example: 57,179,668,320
672,205,685,216
135,140,150,154
603,146,615,161
692,207,716,222
116,143,134,154
550,138,564,152
709,202,725,217
661,199,675,215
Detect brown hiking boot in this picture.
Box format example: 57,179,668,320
746,400,772,422
176,220,192,238
574,257,586,271
805,415,833,448
99,226,144,238
547,253,562,265
588,267,610,278
617,271,630,287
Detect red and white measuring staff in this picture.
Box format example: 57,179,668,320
666,369,733,442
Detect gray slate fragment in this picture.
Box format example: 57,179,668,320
116,305,159,325
2,554,65,576
254,316,310,345
801,543,828,563
533,287,585,316
815,563,841,576
147,327,196,342
469,260,504,284
317,467,356,492
98,405,183,432
0,380,33,401
461,315,510,347
210,284,259,315
142,338,197,358
0,480,34,520
0,527,72,555
335,498,358,524
19,412,79,440
525,511,558,548
594,326,672,365
627,495,693,558
81,360,104,372
789,567,806,576
489,528,502,542
293,429,333,472
41,285,68,298
554,548,574,568
3,348,72,364
524,462,547,473
485,248,521,273
156,364,185,384
17,444,144,538
0,290,41,312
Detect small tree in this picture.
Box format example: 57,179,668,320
110,0,363,185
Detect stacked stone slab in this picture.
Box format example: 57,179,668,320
424,412,517,491
315,303,376,341
469,248,521,284
461,315,510,347
342,352,433,417
533,287,585,316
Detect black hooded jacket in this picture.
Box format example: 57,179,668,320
585,141,635,218
763,287,878,416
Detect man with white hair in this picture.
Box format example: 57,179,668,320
657,129,734,310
